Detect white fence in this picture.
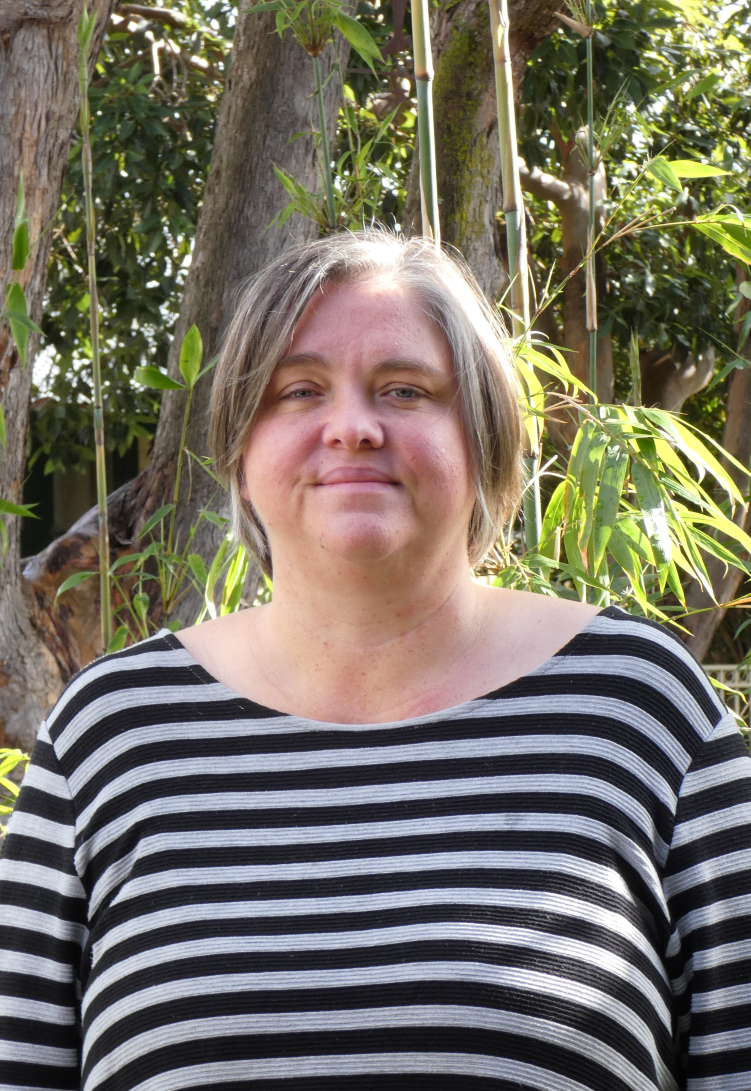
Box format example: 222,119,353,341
704,664,751,729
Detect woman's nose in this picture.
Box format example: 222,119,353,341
320,389,385,450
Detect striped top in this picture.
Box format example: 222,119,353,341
1,605,751,1091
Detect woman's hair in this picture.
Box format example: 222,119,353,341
209,230,522,575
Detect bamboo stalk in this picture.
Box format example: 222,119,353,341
410,0,440,244
78,8,112,649
313,55,337,230
488,0,529,337
488,0,540,551
585,0,598,399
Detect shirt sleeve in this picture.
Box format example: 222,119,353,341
663,711,751,1090
0,723,87,1091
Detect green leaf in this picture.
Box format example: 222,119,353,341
645,157,683,193
668,159,730,179
628,330,641,405
332,12,382,72
2,283,37,367
608,526,648,612
686,73,720,100
106,626,130,653
539,480,566,560
693,219,751,265
578,430,609,554
631,461,671,567
0,498,37,518
133,593,150,622
178,324,203,389
592,445,630,571
134,366,185,391
55,570,98,603
12,173,28,271
139,503,176,539
188,553,208,586
705,354,751,392
77,5,97,50
0,405,6,449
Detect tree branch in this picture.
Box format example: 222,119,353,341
518,159,574,208
115,2,186,30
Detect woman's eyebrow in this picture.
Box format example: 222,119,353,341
276,354,443,376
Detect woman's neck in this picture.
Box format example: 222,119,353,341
246,547,487,722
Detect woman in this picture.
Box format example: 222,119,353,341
1,231,750,1091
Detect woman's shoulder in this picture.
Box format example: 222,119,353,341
44,628,203,751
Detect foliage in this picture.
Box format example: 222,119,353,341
34,2,234,477
0,749,29,835
492,344,751,628
520,0,751,433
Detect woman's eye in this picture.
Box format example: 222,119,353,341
281,387,317,400
388,386,422,400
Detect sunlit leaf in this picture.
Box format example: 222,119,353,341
134,366,185,391
668,160,730,179
593,445,629,571
178,324,203,389
631,461,671,567
645,157,682,193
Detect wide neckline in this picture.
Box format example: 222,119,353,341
160,604,620,729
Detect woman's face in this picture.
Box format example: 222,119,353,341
241,278,476,572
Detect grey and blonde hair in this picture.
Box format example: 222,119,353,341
209,230,522,575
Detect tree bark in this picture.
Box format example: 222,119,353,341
518,134,612,399
403,0,564,299
681,361,751,661
20,9,349,707
0,0,119,749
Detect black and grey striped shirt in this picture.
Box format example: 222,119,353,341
1,605,750,1091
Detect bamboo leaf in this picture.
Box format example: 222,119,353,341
2,283,38,366
631,461,671,567
668,159,730,179
54,570,98,603
12,173,29,271
0,405,6,449
178,324,203,389
628,330,641,404
134,366,185,391
0,498,37,518
648,412,746,503
666,561,686,606
592,445,629,570
539,480,566,560
106,626,130,653
608,526,648,612
188,553,208,586
332,12,382,72
645,157,683,193
578,430,609,554
686,73,720,100
139,504,176,539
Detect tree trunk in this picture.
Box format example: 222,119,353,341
518,134,612,399
403,0,563,299
0,0,118,749
20,9,349,707
681,360,751,661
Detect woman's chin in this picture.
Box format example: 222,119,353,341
310,516,416,567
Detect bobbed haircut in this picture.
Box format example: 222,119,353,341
209,230,523,576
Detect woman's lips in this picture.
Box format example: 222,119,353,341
317,468,399,486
